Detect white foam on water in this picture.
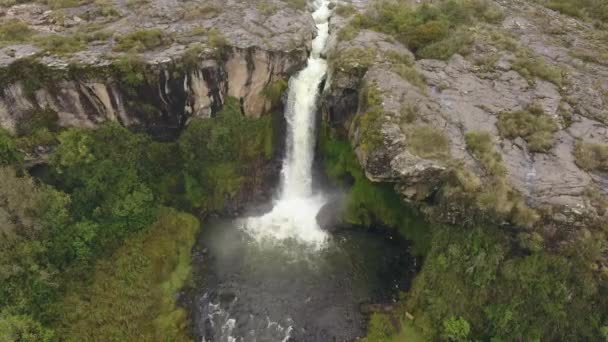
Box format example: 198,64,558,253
240,0,332,248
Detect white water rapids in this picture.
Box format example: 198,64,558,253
240,0,332,247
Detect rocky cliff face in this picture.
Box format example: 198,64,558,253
323,0,608,240
0,0,315,134
0,48,306,135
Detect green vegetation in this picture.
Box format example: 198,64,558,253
57,209,198,341
335,3,357,17
263,78,288,107
537,0,608,23
405,124,450,160
574,140,608,172
385,51,426,89
512,51,565,87
462,131,539,227
354,83,385,152
115,29,172,52
283,0,306,11
0,20,34,45
339,0,503,59
320,123,432,256
34,34,86,55
256,0,279,15
183,3,223,19
330,47,376,75
0,96,276,341
497,105,558,152
401,224,607,341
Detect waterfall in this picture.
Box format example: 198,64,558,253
240,0,332,246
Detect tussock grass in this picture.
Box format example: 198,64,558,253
497,105,558,153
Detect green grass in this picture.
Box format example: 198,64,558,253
496,105,558,152
335,3,357,17
573,140,608,172
34,34,86,55
538,0,608,23
115,29,172,52
463,131,539,227
183,3,223,19
405,124,450,160
0,20,34,45
512,51,565,87
56,208,199,341
331,47,376,74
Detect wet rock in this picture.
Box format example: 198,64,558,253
316,196,346,232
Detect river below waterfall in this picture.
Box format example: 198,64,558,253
189,219,416,341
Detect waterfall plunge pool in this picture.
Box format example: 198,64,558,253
187,218,417,342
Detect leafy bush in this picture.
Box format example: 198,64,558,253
497,105,558,152
573,140,608,172
403,224,607,341
115,29,172,52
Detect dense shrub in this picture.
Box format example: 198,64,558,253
574,140,608,172
57,209,199,341
340,0,503,59
115,29,172,52
512,51,565,87
405,124,450,160
497,105,558,152
0,20,34,44
539,0,608,23
404,225,607,341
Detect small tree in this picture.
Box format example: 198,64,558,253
441,316,470,341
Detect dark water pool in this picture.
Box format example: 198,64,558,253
188,219,415,342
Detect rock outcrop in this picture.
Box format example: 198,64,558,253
0,0,316,133
323,0,608,238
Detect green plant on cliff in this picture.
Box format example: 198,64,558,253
537,0,608,24
462,131,539,227
320,123,432,255
405,124,450,160
340,0,503,59
574,139,608,172
512,51,566,87
0,20,34,45
497,105,558,152
115,29,173,52
263,78,288,107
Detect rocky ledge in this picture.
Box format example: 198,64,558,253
0,0,317,133
323,0,607,247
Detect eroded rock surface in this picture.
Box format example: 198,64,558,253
324,0,608,234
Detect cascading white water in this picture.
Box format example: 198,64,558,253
240,0,332,246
